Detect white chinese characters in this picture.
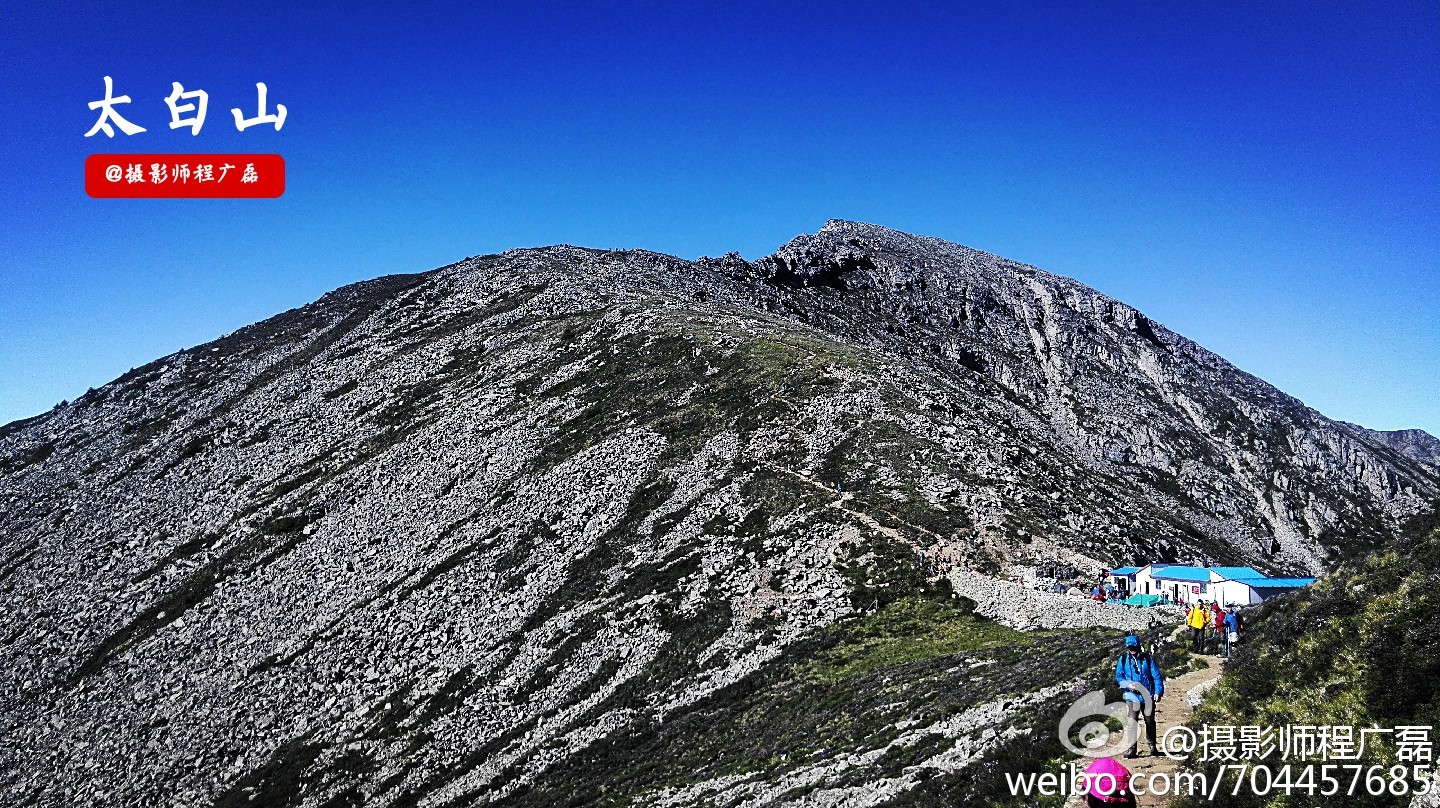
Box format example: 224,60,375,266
231,83,287,132
101,161,262,185
86,78,287,137
85,76,146,138
164,82,208,135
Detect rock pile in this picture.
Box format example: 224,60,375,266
947,571,1183,632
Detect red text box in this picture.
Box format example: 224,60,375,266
86,154,285,198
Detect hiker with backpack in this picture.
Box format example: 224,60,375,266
1186,602,1207,653
1223,608,1241,658
1114,634,1164,759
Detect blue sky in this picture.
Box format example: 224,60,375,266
2,1,1436,434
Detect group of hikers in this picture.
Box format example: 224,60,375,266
1184,600,1243,658
1089,582,1129,603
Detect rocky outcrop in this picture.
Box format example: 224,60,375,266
0,221,1434,806
1342,422,1440,469
1186,676,1220,709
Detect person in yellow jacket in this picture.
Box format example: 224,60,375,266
1186,603,1207,653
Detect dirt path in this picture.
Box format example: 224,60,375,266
764,463,939,549
769,459,1225,805
1066,639,1227,807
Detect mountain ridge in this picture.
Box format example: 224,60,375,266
0,222,1435,806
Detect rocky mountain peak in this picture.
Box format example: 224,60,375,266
0,222,1435,806
1340,422,1440,469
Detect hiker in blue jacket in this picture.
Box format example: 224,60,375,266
1222,609,1241,658
1115,634,1165,758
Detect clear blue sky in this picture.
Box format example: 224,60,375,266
2,1,1436,435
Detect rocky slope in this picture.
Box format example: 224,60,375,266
0,220,1435,806
1342,423,1440,469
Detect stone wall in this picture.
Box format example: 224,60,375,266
948,571,1186,632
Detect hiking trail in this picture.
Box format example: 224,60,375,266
1066,639,1228,807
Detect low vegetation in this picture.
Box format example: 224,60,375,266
1175,503,1440,808
799,592,1031,684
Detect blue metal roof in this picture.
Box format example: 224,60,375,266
1246,577,1315,588
1149,565,1212,583
1133,564,1314,590
1211,566,1265,580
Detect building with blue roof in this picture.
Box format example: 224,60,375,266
1212,571,1315,605
1106,563,1315,606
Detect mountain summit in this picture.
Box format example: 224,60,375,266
1,223,1435,805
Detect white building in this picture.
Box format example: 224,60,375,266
1207,566,1315,606
1107,563,1314,606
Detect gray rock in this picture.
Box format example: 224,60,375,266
0,220,1433,806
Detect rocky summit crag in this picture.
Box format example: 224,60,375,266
1,220,1436,807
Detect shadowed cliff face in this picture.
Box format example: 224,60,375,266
0,221,1434,806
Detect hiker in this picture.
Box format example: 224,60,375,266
1215,605,1225,650
1114,635,1164,759
1223,608,1240,657
1186,603,1207,652
1083,756,1137,807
